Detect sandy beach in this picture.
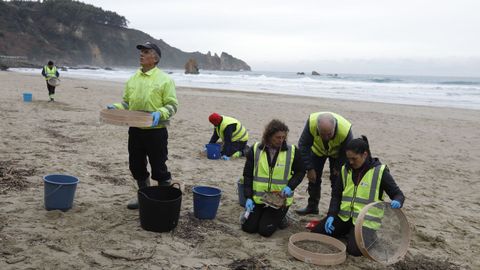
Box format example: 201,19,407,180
0,71,479,269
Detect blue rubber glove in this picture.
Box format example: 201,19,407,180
245,198,255,212
151,111,161,127
221,155,230,160
281,186,292,197
107,104,115,109
391,200,401,209
325,216,335,234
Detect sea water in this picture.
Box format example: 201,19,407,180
11,68,480,110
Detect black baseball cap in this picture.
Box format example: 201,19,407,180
136,42,161,58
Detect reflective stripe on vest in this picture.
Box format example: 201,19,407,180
252,142,295,206
215,116,249,142
338,164,385,230
308,112,351,157
44,66,57,80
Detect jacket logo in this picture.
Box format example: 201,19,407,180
360,182,369,187
276,163,285,167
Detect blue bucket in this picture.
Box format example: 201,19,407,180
43,174,79,211
205,143,221,160
237,178,246,207
192,186,222,219
23,92,32,102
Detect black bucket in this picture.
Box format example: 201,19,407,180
138,184,182,232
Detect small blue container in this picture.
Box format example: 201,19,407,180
23,92,32,102
43,174,79,211
205,143,221,160
192,186,222,219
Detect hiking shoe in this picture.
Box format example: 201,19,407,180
127,198,139,210
295,206,319,216
158,180,171,187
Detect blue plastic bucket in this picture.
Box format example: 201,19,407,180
237,178,246,207
192,186,222,219
205,143,221,160
23,92,32,102
43,174,79,211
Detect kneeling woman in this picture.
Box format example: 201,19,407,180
241,119,305,237
312,135,405,256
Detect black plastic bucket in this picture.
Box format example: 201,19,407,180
138,185,182,232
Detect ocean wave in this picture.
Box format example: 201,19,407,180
368,77,402,83
439,81,480,86
9,68,480,110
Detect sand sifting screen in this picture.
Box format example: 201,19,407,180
356,202,411,265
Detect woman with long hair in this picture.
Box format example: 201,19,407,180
241,119,305,237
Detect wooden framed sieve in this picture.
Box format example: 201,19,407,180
100,109,167,127
288,232,346,266
354,201,411,265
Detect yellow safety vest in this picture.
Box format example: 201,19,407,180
113,67,178,129
338,164,386,230
44,66,57,80
215,116,249,142
308,112,351,157
252,142,295,206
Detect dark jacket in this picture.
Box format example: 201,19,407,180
298,119,353,170
243,141,305,199
327,157,405,216
209,123,236,155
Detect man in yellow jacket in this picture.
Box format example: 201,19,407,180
107,42,178,209
41,60,60,102
296,112,353,215
207,113,249,160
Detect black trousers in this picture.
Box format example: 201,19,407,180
241,204,288,237
46,81,55,96
223,141,247,156
128,127,171,184
307,155,343,207
312,215,376,256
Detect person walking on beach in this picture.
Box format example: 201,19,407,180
41,60,59,102
311,135,405,256
207,113,249,160
296,112,353,215
107,41,178,209
241,119,305,237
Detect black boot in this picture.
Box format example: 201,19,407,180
296,197,319,215
127,178,150,210
157,179,171,187
296,183,320,215
278,216,289,230
295,205,319,215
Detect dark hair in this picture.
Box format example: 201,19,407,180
262,119,289,145
47,61,54,65
345,135,371,157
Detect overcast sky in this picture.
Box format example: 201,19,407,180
80,0,480,76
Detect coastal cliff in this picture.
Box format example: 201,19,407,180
0,0,251,71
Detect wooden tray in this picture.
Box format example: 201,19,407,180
354,201,411,265
262,191,286,209
288,232,346,266
100,109,153,127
